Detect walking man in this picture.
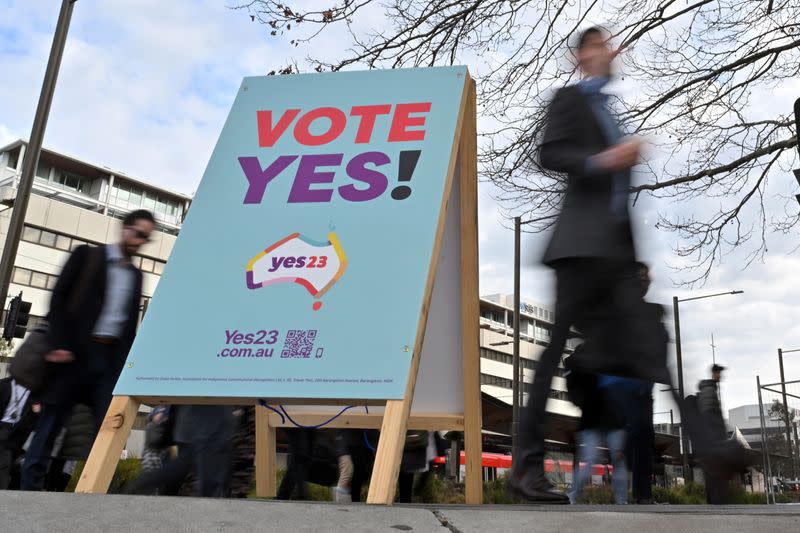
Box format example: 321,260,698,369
0,376,37,489
509,26,643,502
21,210,154,490
699,364,729,504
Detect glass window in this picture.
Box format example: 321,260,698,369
142,193,156,211
131,256,142,268
141,258,154,272
55,235,72,251
129,188,143,207
152,261,164,275
39,231,57,248
22,226,41,243
46,275,58,290
155,199,168,215
12,268,31,285
36,161,52,180
115,183,130,202
6,148,20,169
30,272,49,289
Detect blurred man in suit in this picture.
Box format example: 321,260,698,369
21,210,154,490
509,26,644,503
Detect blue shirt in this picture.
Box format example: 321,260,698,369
577,77,628,220
93,244,136,338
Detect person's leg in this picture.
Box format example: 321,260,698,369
515,260,603,500
631,395,654,502
278,429,314,500
398,471,414,503
21,401,73,491
570,430,601,504
607,429,629,504
332,454,354,502
195,437,234,498
126,443,193,495
90,344,122,433
0,439,12,490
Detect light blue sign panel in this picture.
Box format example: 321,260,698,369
115,66,468,400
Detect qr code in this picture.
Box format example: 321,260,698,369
281,329,317,358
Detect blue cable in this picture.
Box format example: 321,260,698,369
257,399,286,425
279,404,355,429
363,430,376,453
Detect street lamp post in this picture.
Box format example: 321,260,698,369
0,0,77,311
511,216,521,460
778,347,800,479
672,290,743,483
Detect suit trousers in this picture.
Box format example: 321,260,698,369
21,341,121,491
516,258,638,479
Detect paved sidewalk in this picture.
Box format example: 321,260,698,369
2,492,799,533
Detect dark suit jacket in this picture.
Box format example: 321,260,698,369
47,244,143,371
539,85,636,265
0,377,37,450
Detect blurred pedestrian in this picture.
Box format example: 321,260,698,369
229,406,256,499
0,377,37,489
21,210,153,491
331,429,358,503
127,405,237,498
45,403,94,492
141,406,173,474
277,428,315,500
623,263,656,504
510,26,643,503
398,430,445,503
569,374,628,505
699,364,728,504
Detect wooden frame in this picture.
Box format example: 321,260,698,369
76,75,482,505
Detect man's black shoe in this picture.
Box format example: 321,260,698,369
507,476,569,504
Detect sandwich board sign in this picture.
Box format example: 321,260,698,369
76,66,482,504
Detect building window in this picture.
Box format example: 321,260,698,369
22,226,41,243
20,224,167,276
55,234,72,251
54,172,87,193
30,272,49,289
38,230,57,248
480,373,513,389
6,147,20,169
35,161,52,180
12,267,57,291
12,267,31,286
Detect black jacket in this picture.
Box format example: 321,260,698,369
47,244,143,365
539,85,636,265
0,377,37,450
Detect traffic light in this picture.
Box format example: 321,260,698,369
3,293,31,342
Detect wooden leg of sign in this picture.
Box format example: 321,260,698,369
460,78,483,505
255,404,277,498
366,399,409,504
368,72,473,505
75,395,140,493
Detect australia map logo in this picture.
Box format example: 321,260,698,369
246,232,347,311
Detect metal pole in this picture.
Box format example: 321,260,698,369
511,216,521,461
778,348,796,479
670,409,674,434
758,376,773,504
673,296,692,482
0,0,76,311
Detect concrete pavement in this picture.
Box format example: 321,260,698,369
2,492,799,532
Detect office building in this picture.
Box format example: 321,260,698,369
0,139,191,452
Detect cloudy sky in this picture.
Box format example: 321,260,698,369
2,1,799,424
